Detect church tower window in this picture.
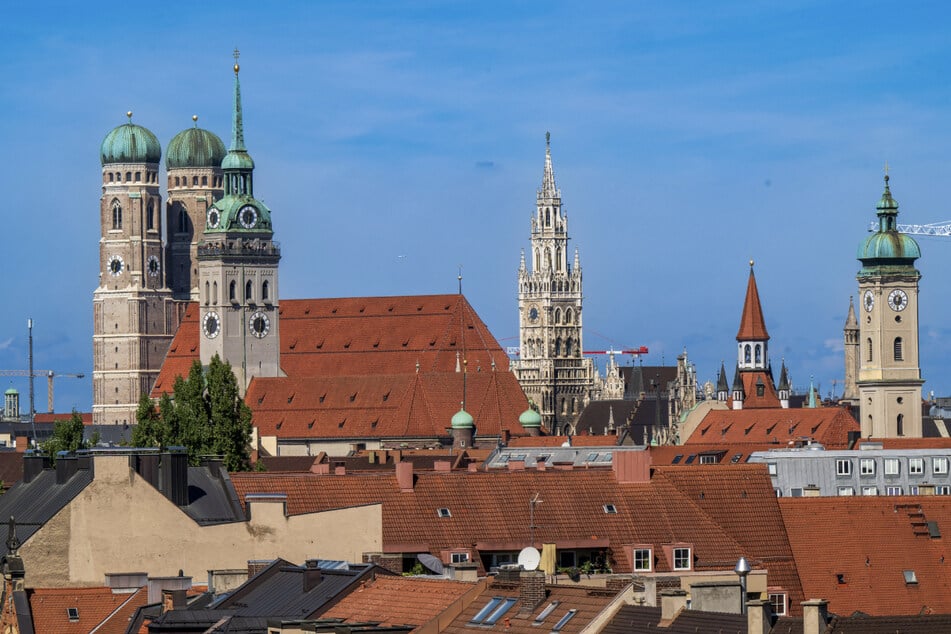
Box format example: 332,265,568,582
744,344,751,364
262,280,269,301
147,200,155,231
894,337,903,361
112,200,122,230
245,280,254,302
867,338,873,362
229,280,237,302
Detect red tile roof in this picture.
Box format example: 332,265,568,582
737,266,769,340
507,435,620,447
230,463,802,611
687,407,859,449
647,443,779,465
857,438,951,450
28,586,148,634
781,497,951,616
727,371,781,409
323,576,476,626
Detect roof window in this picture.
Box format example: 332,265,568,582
903,570,918,584
551,609,577,632
67,607,79,621
671,454,683,464
731,453,743,464
685,454,696,464
437,508,451,518
603,504,617,514
533,601,559,624
469,597,516,625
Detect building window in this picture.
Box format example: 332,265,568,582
229,280,237,302
791,488,804,497
744,344,751,364
910,458,924,475
836,459,852,476
767,462,777,476
436,508,451,518
884,458,900,476
939,485,951,496
262,280,269,301
886,486,903,495
451,552,469,563
178,206,188,233
768,593,787,616
867,338,873,362
862,486,878,496
910,485,920,495
934,457,949,475
204,281,210,305
860,458,876,476
775,488,782,497
894,337,903,361
897,414,904,436
245,280,254,302
111,200,122,229
633,548,652,571
699,454,717,465
147,200,155,230
755,344,762,364
673,547,691,571
837,486,855,496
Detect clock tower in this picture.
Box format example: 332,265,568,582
512,133,596,434
197,55,282,391
93,114,180,424
856,174,923,437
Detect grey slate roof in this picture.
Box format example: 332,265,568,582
0,466,93,555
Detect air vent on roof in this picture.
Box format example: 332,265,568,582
67,607,79,621
533,601,559,624
190,344,197,352
603,504,617,514
276,422,282,430
745,425,754,436
836,573,846,584
289,340,297,350
308,420,315,429
417,305,423,311
332,308,338,313
371,419,378,428
338,419,346,428
316,339,324,349
360,306,366,313
257,395,265,404
319,394,326,403
552,609,577,632
402,339,409,347
304,307,310,314
429,338,436,346
372,340,380,348
437,508,451,518
700,426,709,436
449,339,456,346
343,340,351,349
287,394,294,404
349,393,357,402
444,304,450,310
388,305,394,312
382,392,390,402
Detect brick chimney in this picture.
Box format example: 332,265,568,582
659,589,687,626
519,570,546,614
302,560,322,592
746,599,773,634
613,450,651,484
14,436,27,453
802,599,829,634
396,461,414,492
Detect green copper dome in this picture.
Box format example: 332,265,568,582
222,150,255,171
167,124,226,169
100,118,161,165
451,408,474,429
4,388,17,396
518,408,542,428
857,176,920,272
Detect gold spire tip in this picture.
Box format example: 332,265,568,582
233,47,240,74
126,110,133,121
192,114,198,122
749,259,754,268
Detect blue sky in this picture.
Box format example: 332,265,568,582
3,0,951,413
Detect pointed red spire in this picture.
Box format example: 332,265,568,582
736,261,769,341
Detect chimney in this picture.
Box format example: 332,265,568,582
311,462,330,475
161,589,187,614
161,448,189,506
302,560,322,592
434,460,451,472
55,452,78,484
519,570,546,614
659,589,687,626
22,452,46,483
14,437,27,453
801,599,829,634
613,450,651,484
508,460,526,471
746,599,772,634
396,461,414,492
248,560,272,579
536,458,546,471
334,464,346,475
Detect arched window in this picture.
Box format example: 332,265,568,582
897,413,904,436
554,338,562,356
744,344,751,364
147,200,155,231
553,308,561,325
894,337,903,361
229,280,237,302
213,281,218,304
565,338,573,357
135,171,141,182
565,308,573,325
245,280,253,302
556,247,562,271
545,208,551,226
108,172,114,182
178,206,188,233
867,338,873,362
202,175,208,186
545,248,552,269
111,200,122,229
192,176,199,186
125,171,131,182
755,344,762,364
262,280,269,301
534,249,540,270
174,177,180,187
204,281,210,305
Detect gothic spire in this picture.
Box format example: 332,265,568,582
778,361,790,392
845,295,858,329
717,362,729,394
541,131,558,197
231,49,246,152
736,260,770,341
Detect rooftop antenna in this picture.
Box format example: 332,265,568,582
457,265,463,295
27,319,35,442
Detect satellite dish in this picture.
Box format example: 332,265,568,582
417,554,445,575
518,546,541,571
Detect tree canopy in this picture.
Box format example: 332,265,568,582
42,410,94,460
134,355,253,471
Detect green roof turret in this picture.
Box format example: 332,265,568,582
4,388,17,396
451,406,474,429
167,116,226,169
858,174,921,276
100,112,161,165
519,408,542,428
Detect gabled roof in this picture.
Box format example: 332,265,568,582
322,576,476,626
647,443,778,465
602,605,749,634
781,497,951,616
153,295,509,397
728,371,782,409
737,266,769,341
687,407,859,449
0,466,94,554
28,586,148,634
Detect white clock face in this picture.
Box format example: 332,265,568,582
249,311,270,338
863,290,874,313
207,208,221,229
147,255,160,277
202,311,221,339
238,205,258,229
888,289,909,312
108,255,124,276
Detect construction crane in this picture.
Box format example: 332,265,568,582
868,221,951,236
505,346,649,356
0,370,85,414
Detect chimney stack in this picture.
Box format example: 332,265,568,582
802,599,829,634
746,599,773,634
659,589,687,626
519,570,546,614
396,461,414,492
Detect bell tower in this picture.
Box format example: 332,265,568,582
512,133,596,434
93,113,178,424
198,53,282,391
856,174,923,437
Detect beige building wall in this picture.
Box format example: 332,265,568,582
19,454,382,588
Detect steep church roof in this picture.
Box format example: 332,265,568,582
736,263,770,341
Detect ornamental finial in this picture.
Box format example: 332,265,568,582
233,47,240,73
126,111,133,122
749,259,754,268
192,114,198,126
546,130,550,147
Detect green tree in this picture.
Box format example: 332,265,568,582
206,355,253,472
132,392,168,448
42,410,88,460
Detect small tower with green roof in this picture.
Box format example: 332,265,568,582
166,115,226,300
198,53,282,391
856,173,924,438
3,388,18,422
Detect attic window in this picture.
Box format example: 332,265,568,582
437,508,451,518
444,304,451,310
700,426,709,436
684,454,696,464
332,308,338,313
388,305,394,312
344,340,351,349
928,521,941,538
429,338,437,346
371,419,379,428
731,454,743,464
417,305,423,311
372,340,380,348
533,601,560,624
304,307,310,314
316,339,324,349
449,339,457,347
359,306,366,313
289,340,297,350
402,339,409,347
671,454,683,464
603,504,617,514
67,607,79,622
275,421,282,430
287,394,294,404
257,395,265,405
307,420,315,429
744,425,754,435
551,609,578,632
903,570,918,584
836,573,846,584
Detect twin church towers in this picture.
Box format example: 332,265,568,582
93,55,280,424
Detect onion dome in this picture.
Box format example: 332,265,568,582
518,408,542,429
451,407,474,429
100,112,161,165
858,175,920,270
167,117,226,169
4,388,16,396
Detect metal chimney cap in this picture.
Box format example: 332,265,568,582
735,557,751,576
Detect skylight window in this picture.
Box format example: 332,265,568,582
684,454,696,464
437,508,451,518
533,601,560,624
551,609,577,632
470,597,502,624
603,504,617,514
67,607,79,621
483,598,517,625
903,570,918,584
598,453,613,463
671,455,683,464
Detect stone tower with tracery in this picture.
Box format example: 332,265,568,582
512,133,597,434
